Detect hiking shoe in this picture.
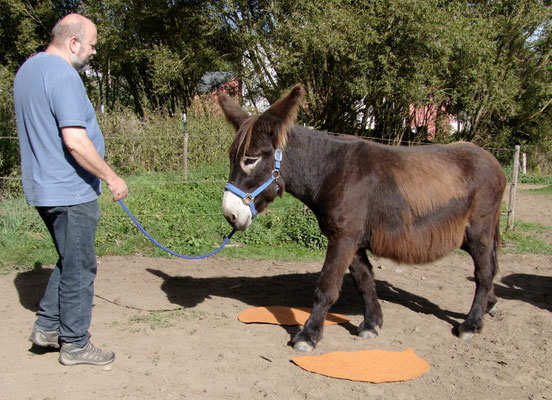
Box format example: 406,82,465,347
59,341,115,366
29,327,60,349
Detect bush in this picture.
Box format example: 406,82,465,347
503,165,552,185
0,103,236,196
100,108,234,175
279,206,328,250
0,66,21,197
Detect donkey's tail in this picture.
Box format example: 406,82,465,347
491,213,501,277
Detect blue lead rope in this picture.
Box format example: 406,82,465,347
119,200,236,259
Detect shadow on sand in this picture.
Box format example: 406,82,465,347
14,262,550,347
146,268,466,333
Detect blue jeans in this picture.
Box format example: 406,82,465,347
34,200,100,347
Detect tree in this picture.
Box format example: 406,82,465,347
82,0,226,115
215,0,552,155
215,1,451,140
444,0,552,150
0,0,76,187
1,0,552,176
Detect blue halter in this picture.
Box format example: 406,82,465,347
224,149,283,219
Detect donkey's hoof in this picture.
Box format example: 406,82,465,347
293,341,314,352
458,331,474,341
487,303,498,317
457,325,475,341
358,328,378,339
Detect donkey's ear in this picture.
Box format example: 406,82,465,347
260,84,304,148
217,93,250,131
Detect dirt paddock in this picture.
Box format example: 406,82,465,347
1,186,551,399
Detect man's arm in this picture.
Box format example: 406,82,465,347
61,127,128,201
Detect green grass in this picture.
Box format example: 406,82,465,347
500,184,552,254
520,185,552,195
129,309,187,330
0,162,326,274
2,165,551,274
501,220,552,254
0,199,58,270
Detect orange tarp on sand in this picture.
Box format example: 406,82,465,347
292,349,430,383
238,306,349,326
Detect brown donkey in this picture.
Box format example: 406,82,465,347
218,84,507,352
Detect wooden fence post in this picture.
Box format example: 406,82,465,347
506,145,521,231
182,112,188,179
522,152,527,174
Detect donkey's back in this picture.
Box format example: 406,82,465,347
338,140,507,264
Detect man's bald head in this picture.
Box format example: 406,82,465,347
47,13,98,68
50,13,95,48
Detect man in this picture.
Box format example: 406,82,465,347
13,13,128,366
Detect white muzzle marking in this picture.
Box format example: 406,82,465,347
222,191,253,231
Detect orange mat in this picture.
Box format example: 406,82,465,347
238,306,350,326
292,348,430,383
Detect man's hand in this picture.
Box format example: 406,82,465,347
106,175,128,201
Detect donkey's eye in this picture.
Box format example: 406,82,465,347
244,157,258,166
240,156,260,175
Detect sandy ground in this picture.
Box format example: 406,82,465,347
1,185,551,399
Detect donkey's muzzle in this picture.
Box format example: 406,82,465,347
222,191,252,231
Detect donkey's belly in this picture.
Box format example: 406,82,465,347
369,222,466,264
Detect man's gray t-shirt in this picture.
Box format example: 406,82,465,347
14,52,104,206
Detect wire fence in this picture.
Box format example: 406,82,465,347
0,133,528,226
0,131,525,189
0,132,521,183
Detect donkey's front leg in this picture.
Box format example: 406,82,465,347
292,238,357,352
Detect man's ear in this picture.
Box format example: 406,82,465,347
68,37,79,53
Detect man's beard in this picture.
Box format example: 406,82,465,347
74,61,90,72
72,51,91,70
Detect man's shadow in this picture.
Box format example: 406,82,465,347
13,262,52,312
12,263,59,354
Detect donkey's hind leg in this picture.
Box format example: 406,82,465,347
459,221,500,340
486,223,501,317
349,249,383,339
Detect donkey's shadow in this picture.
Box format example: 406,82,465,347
494,273,552,312
146,268,465,335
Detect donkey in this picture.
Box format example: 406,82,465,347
218,84,507,352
